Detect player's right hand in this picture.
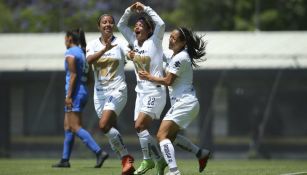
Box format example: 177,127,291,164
127,50,135,60
103,36,117,52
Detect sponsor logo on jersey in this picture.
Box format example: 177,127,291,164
134,48,146,54
174,61,181,68
103,52,115,57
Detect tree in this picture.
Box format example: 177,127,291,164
0,1,14,32
162,0,307,31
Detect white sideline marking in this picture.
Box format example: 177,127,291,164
280,172,307,175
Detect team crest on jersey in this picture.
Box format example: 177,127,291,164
93,58,119,83
133,55,151,72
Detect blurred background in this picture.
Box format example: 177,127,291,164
0,0,307,160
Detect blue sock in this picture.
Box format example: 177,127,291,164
76,128,101,154
62,130,75,161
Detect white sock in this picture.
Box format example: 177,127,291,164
149,135,162,160
105,127,128,158
137,130,152,160
174,134,200,155
160,139,178,172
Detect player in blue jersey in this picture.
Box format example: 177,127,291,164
139,27,211,175
52,28,108,168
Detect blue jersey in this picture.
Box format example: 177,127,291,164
64,46,88,112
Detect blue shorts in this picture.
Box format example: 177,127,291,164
64,93,88,112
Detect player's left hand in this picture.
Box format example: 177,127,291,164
104,36,117,52
138,71,150,80
135,2,145,13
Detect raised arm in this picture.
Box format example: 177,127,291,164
143,6,165,41
117,7,136,45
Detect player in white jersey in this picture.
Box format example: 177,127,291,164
139,27,211,175
117,2,167,175
86,14,135,175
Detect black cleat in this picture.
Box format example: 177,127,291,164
94,151,109,168
52,161,70,168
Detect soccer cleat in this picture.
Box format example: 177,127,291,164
198,150,211,172
94,151,109,168
134,159,155,175
165,170,181,175
52,160,70,168
122,155,135,175
155,158,168,175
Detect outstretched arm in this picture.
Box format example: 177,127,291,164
138,71,176,86
142,4,165,41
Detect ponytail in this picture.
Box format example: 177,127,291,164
78,29,87,54
177,27,206,67
66,28,87,54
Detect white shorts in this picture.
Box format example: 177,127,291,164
134,88,166,121
94,85,127,118
163,94,199,129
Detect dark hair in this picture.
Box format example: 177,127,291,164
177,27,207,67
136,14,155,38
66,28,87,54
97,14,115,26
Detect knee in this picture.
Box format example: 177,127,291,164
157,131,167,142
64,121,70,131
69,125,81,133
134,123,146,133
64,125,70,131
99,121,111,134
70,127,77,133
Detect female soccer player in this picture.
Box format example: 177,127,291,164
117,2,167,175
52,29,108,168
138,27,211,175
86,14,135,175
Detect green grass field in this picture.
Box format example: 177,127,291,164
0,159,306,175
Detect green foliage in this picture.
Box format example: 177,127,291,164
163,0,235,30
0,0,307,32
0,1,14,32
163,0,307,31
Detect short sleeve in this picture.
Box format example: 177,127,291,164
167,56,185,76
86,42,94,58
65,49,74,58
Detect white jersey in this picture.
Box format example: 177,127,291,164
117,6,165,93
86,37,128,92
165,49,197,102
